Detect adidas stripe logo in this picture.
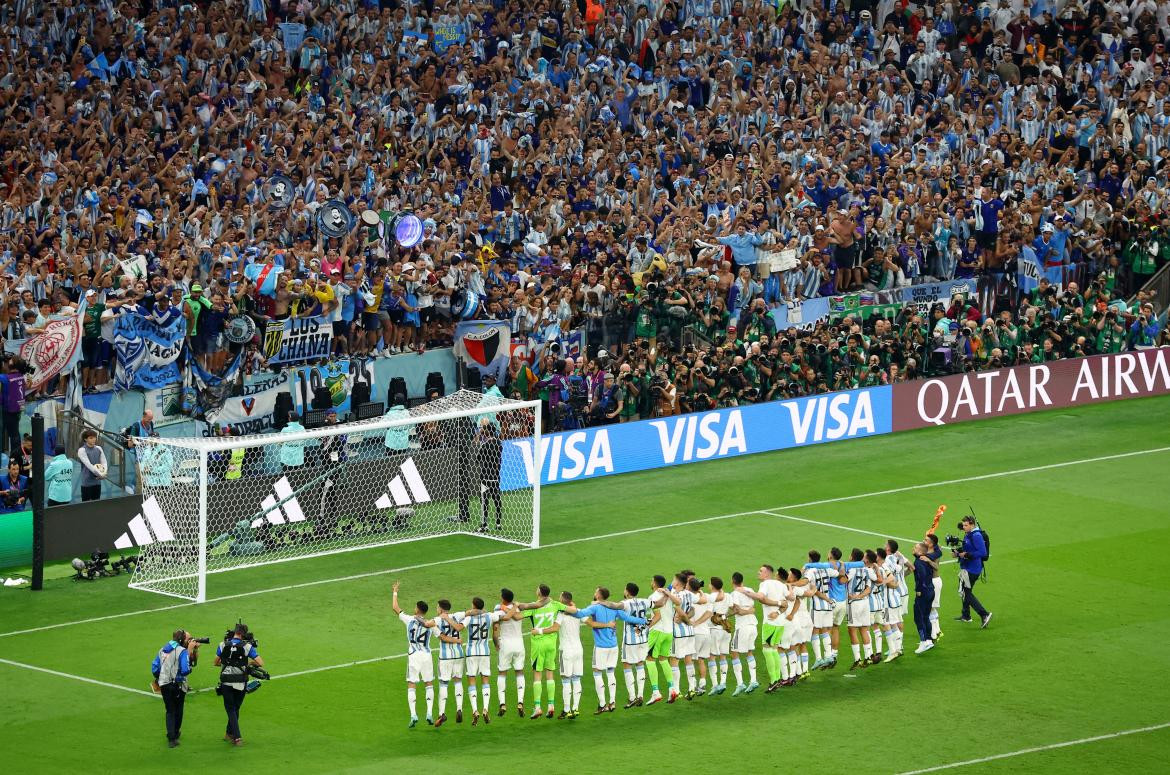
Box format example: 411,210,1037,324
114,496,173,549
251,476,306,528
374,457,431,510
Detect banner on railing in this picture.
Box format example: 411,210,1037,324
771,279,977,331
203,371,292,435
112,309,186,390
290,358,376,415
263,316,333,366
454,320,511,383
19,312,84,390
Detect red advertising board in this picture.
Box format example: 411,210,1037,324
892,348,1170,431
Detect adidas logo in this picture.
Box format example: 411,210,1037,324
251,476,306,528
374,458,431,510
114,496,174,549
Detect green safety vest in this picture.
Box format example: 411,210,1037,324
225,448,245,480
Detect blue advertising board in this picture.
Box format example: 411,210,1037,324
501,385,892,490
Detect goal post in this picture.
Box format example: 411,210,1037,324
126,390,542,602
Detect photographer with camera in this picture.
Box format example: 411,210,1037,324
151,629,207,748
215,623,265,746
951,516,992,628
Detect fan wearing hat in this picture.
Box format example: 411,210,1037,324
183,283,212,356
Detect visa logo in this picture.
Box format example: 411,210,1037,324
784,392,876,445
515,430,614,484
650,410,747,465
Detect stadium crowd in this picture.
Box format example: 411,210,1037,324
0,0,1168,427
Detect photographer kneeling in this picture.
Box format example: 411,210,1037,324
151,630,206,748
952,516,992,628
215,623,264,746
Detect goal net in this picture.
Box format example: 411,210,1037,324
126,390,541,602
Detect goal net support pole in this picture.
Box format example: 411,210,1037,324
127,391,542,603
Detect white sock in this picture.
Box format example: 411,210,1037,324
685,662,696,691
623,668,635,700
746,654,757,683
561,677,571,710
872,627,883,655
481,683,491,711
424,684,434,718
851,643,862,661
811,635,822,661
731,657,743,686
863,640,873,659
454,680,463,712
469,680,479,713
594,672,607,705
671,665,681,690
787,651,799,676
800,653,809,673
822,634,833,658
606,669,617,703
516,675,526,704
407,686,417,717
497,675,507,706
438,681,448,715
571,676,582,711
930,610,940,638
635,664,647,698
779,652,789,680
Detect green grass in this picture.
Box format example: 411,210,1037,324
2,396,1170,774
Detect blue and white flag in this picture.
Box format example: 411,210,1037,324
113,308,187,390
1018,251,1042,292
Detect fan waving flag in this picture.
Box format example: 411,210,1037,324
244,261,283,296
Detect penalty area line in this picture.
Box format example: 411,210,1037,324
0,657,158,698
895,721,1170,774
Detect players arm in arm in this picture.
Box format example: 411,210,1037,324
392,581,437,627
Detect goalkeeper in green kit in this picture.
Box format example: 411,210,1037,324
516,584,567,719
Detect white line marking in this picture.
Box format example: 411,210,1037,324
778,445,1170,511
0,657,158,698
766,511,916,543
3,444,1166,639
273,652,409,681
896,722,1170,774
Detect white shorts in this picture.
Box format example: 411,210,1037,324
438,658,464,681
592,646,618,672
885,606,903,626
832,600,847,626
407,651,434,683
693,631,712,659
931,577,942,610
871,607,886,627
898,598,910,619
812,609,834,629
731,625,757,654
622,642,648,665
465,655,491,677
847,601,873,629
794,617,813,644
498,641,525,672
559,649,583,678
709,628,731,656
779,622,799,649
671,635,695,659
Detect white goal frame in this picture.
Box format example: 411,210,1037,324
127,393,542,603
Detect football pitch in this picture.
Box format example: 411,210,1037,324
2,396,1169,774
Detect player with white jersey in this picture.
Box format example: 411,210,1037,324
555,591,585,718
459,597,503,726
668,572,700,700
739,565,788,692
728,571,760,695
866,550,889,666
684,575,713,695
804,550,841,670
705,577,732,695
392,581,438,728
844,549,876,669
784,568,819,681
599,582,654,708
432,599,467,727
879,547,906,662
493,588,526,717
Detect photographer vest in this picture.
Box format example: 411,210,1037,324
157,643,185,687
219,640,249,689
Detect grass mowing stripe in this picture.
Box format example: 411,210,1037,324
765,510,917,542
895,722,1170,774
0,657,158,698
3,443,1164,640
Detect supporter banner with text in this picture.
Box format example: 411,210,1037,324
772,279,977,330
891,348,1170,431
454,320,511,383
19,313,84,390
263,316,333,366
500,385,892,489
113,309,187,390
290,358,377,415
203,371,292,435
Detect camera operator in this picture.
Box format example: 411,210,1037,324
151,629,204,748
215,623,264,746
953,516,992,628
593,373,623,425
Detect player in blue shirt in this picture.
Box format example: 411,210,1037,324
569,587,647,713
